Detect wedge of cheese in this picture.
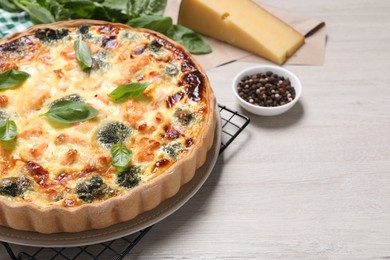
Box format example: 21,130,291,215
178,0,305,64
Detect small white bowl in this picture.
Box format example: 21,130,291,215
232,65,302,116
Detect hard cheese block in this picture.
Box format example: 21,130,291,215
178,0,305,64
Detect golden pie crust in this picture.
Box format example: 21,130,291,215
0,20,216,233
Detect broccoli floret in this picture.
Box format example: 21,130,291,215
91,57,108,71
50,94,84,107
35,28,70,43
75,175,115,203
78,25,90,35
174,108,194,126
0,176,31,197
164,65,179,77
117,166,141,189
162,142,184,159
149,39,162,53
97,121,131,149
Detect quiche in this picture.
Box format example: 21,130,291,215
0,20,216,233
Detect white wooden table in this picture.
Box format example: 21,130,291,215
126,0,390,259
2,0,390,259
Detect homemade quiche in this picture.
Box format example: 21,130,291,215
0,20,216,233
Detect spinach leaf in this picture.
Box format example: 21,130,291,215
0,69,30,90
130,0,167,17
93,5,124,23
101,0,128,12
0,0,22,12
127,15,172,35
41,100,99,124
13,0,55,24
37,0,71,21
0,119,17,142
110,143,132,168
167,25,212,55
108,82,150,102
74,35,92,71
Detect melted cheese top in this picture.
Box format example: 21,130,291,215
0,24,210,207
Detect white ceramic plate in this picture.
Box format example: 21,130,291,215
0,110,221,247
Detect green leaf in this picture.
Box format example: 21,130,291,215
108,82,150,102
37,0,72,21
0,0,22,12
167,25,212,55
74,36,92,71
127,15,172,34
101,0,128,11
130,0,167,17
0,69,30,90
14,0,55,24
60,0,96,18
0,119,17,142
41,100,99,124
110,143,132,168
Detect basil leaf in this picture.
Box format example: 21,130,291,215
42,100,98,124
0,69,30,90
167,25,212,55
127,15,173,35
0,119,17,142
130,0,167,17
108,82,150,102
74,36,93,71
110,143,132,168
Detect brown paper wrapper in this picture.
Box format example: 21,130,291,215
165,1,326,70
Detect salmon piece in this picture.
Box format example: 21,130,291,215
148,71,161,82
28,142,48,159
60,149,78,166
129,56,150,74
96,93,110,105
19,126,44,139
155,112,164,124
88,42,101,54
28,89,51,110
136,137,160,162
123,99,145,128
1,63,18,71
54,134,86,145
0,95,9,107
137,123,156,134
38,54,53,65
53,69,64,79
60,45,75,59
118,52,127,61
0,160,9,176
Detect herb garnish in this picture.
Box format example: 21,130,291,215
0,118,17,142
41,100,98,124
108,82,150,102
74,36,92,71
110,143,132,169
0,69,30,89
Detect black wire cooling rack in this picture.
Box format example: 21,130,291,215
1,104,250,260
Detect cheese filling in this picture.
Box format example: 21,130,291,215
0,24,209,207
